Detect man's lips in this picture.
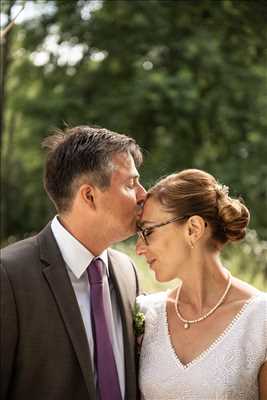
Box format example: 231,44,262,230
136,210,143,219
136,202,144,218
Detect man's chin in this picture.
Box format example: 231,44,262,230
123,227,137,241
110,226,136,245
122,223,138,240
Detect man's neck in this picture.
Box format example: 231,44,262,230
58,214,109,256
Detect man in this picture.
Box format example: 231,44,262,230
1,126,146,400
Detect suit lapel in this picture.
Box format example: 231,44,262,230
108,250,137,400
38,223,97,399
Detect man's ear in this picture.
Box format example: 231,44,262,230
80,184,96,209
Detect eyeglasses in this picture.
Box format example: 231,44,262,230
137,215,187,246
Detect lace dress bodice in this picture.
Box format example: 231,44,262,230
137,291,267,400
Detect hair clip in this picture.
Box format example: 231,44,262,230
215,183,229,196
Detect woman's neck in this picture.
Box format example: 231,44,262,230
178,253,229,315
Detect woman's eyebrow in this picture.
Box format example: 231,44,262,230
139,219,157,226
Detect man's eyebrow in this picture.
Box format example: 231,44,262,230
126,174,140,182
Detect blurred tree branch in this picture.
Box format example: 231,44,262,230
0,4,24,41
0,1,24,147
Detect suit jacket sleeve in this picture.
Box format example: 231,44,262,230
0,262,18,399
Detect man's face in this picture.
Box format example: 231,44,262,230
95,152,146,244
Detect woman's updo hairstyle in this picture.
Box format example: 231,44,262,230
148,169,250,244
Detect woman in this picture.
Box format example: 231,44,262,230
136,169,267,400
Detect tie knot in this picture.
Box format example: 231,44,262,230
88,258,104,285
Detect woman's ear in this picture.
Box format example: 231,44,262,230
187,215,206,247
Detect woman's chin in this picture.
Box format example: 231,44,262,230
154,272,168,283
154,270,177,283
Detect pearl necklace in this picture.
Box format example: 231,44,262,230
174,271,232,329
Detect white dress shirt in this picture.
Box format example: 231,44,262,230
51,216,125,398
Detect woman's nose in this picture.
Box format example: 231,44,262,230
136,236,146,255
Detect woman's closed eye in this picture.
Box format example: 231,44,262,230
137,223,154,237
143,227,154,237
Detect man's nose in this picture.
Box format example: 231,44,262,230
136,236,146,256
136,183,147,202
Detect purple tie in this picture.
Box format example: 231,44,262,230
87,258,122,400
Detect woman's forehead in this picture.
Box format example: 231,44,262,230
141,197,168,222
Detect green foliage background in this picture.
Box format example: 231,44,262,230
1,0,267,287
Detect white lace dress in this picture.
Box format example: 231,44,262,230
137,291,267,400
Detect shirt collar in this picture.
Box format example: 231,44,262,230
51,216,109,279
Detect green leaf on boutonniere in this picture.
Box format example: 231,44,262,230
133,301,145,337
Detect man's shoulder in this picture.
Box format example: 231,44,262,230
1,234,41,280
1,234,38,260
108,247,138,282
108,247,139,297
108,247,134,266
1,223,52,269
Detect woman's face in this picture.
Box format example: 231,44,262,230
136,197,190,282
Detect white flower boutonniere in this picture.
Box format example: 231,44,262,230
133,301,145,336
133,301,145,359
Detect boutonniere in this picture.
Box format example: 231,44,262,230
133,301,145,357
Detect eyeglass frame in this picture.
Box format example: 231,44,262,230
136,215,188,246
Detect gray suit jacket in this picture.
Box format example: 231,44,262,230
1,223,139,400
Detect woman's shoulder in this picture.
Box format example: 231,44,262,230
240,291,267,331
229,277,267,320
253,291,267,308
137,291,168,314
230,276,266,304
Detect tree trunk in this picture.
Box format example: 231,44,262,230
0,0,17,241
